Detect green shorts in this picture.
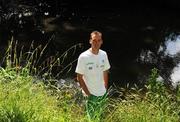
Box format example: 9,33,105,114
86,92,108,120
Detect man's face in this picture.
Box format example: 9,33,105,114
90,34,103,50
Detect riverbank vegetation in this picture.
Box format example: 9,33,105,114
0,41,180,122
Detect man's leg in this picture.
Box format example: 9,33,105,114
86,93,108,120
86,95,97,120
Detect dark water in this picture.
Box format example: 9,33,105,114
1,1,180,87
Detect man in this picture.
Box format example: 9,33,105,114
75,30,111,120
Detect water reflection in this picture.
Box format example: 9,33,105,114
171,63,180,88
164,35,180,57
139,33,180,88
1,1,180,88
164,35,180,88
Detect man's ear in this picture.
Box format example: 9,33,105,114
89,39,92,44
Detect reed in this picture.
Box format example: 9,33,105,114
1,38,180,122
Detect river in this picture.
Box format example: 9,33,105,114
1,1,180,88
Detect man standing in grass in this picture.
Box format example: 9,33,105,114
75,30,111,120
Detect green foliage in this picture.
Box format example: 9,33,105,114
103,68,180,122
0,39,88,122
1,40,180,122
146,68,165,94
4,38,83,80
0,68,89,122
146,68,168,102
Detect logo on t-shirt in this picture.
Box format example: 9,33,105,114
102,59,105,63
87,62,94,70
87,62,94,65
88,66,93,70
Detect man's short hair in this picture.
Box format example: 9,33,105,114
90,31,102,39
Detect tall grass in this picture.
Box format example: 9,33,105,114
104,68,180,122
1,39,180,122
3,37,83,79
0,68,88,122
0,38,88,122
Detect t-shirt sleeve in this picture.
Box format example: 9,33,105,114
104,52,110,71
75,55,85,74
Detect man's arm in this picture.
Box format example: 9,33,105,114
77,73,90,96
103,70,109,89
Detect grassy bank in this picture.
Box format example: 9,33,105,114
0,67,88,122
0,40,180,122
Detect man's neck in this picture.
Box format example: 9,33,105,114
89,48,99,55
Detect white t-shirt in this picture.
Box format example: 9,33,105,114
75,49,110,96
